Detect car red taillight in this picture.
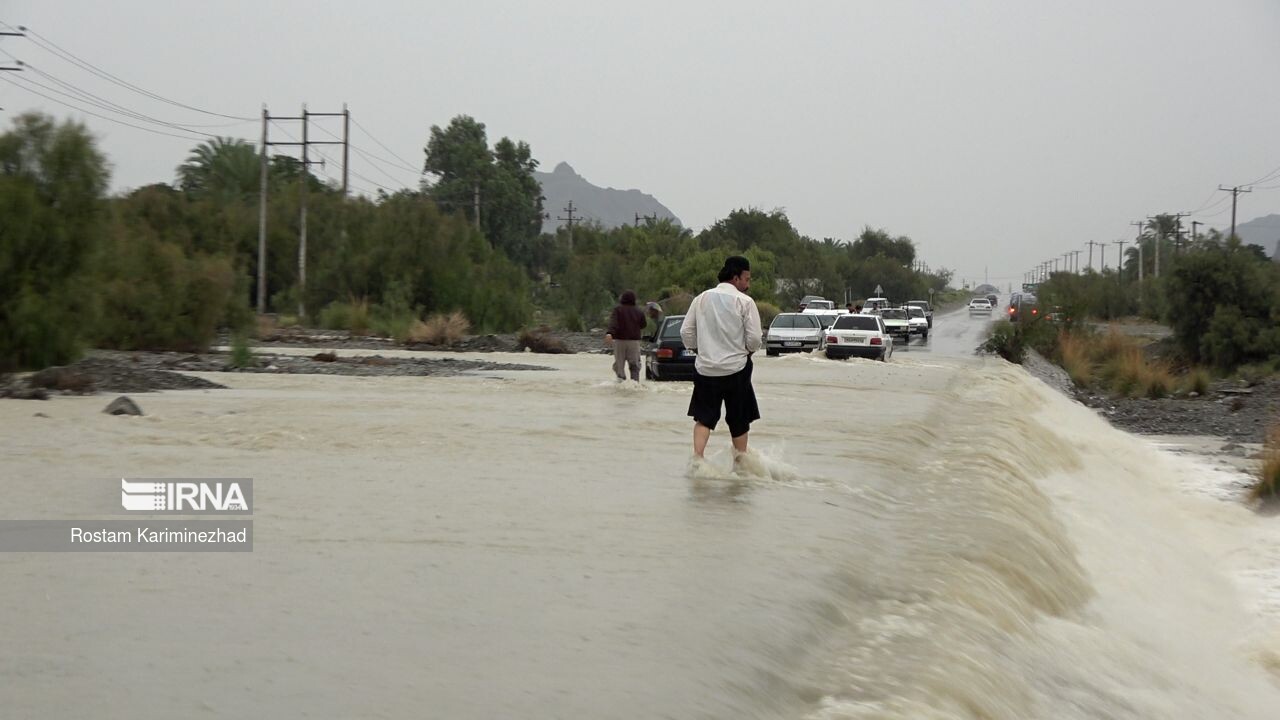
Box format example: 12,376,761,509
656,348,674,359
1008,307,1015,314
1032,308,1038,315
826,336,838,344
870,337,883,345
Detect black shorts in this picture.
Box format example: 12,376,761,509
687,359,760,438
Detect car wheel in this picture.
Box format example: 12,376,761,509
878,350,887,362
766,349,779,357
921,332,928,341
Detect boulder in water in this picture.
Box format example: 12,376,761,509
103,396,143,416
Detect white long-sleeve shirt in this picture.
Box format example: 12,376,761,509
679,283,763,377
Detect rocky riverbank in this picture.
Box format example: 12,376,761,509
235,326,611,355
1,348,555,399
1023,349,1278,445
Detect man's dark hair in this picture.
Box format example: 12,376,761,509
717,255,751,283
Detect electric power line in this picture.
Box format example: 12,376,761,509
350,144,416,188
19,60,252,129
16,24,255,121
350,115,420,172
313,121,418,179
0,74,213,141
7,67,244,138
312,145,401,194
1244,162,1280,187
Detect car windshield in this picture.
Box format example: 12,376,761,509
908,307,924,318
971,300,989,305
660,317,685,339
815,313,841,328
907,301,927,309
881,309,907,320
770,314,820,329
805,300,834,310
833,315,879,330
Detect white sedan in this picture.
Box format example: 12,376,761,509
906,306,929,340
824,313,893,361
968,298,993,315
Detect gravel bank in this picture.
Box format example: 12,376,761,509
1,348,554,399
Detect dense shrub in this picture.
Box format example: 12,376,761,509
318,298,371,336
1163,238,1280,370
981,323,1027,363
756,301,781,330
517,326,568,353
0,114,107,370
93,232,239,351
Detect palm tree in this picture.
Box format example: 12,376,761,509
176,137,259,200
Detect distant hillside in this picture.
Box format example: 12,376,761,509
534,162,681,234
1234,214,1280,260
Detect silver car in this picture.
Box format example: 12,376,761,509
766,312,824,355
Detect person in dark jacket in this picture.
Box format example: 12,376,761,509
605,290,646,381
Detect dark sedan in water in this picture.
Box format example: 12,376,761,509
642,314,696,380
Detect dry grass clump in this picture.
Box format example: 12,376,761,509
517,326,569,354
28,367,94,393
661,293,695,316
1057,331,1093,387
1097,327,1130,360
318,297,371,335
409,311,471,346
254,314,279,340
1180,367,1211,396
1103,345,1174,398
756,301,781,331
1249,424,1280,503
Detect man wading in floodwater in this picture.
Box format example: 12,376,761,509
680,255,763,460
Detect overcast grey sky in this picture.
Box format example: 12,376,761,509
4,0,1279,286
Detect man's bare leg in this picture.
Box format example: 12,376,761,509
693,423,711,457
731,432,748,454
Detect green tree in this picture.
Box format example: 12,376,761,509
176,137,260,200
1164,237,1280,367
849,227,916,266
422,115,544,262
0,113,108,370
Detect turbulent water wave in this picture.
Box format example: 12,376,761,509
5,348,1280,719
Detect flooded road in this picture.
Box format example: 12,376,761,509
3,307,1280,719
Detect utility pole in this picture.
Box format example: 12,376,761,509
264,105,347,319
557,201,579,253
0,28,24,78
1191,220,1202,245
1099,244,1106,271
1072,250,1082,274
1085,240,1102,270
1146,216,1162,279
473,183,481,230
0,28,25,110
299,104,309,319
1218,185,1253,240
342,104,350,197
1113,239,1127,281
1171,212,1188,260
257,106,269,314
1130,221,1145,283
